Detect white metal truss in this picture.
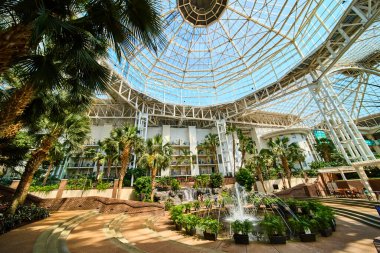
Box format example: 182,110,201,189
309,73,375,163
216,120,232,176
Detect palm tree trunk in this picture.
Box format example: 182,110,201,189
0,24,32,75
7,129,60,215
298,161,309,183
240,150,246,168
0,84,36,139
117,148,130,199
107,158,112,178
281,156,292,188
256,166,267,193
42,161,54,186
150,167,158,201
213,148,218,174
96,161,101,182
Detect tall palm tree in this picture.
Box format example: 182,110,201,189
258,149,274,180
245,155,267,194
314,138,335,162
138,134,172,201
111,125,144,199
288,143,308,183
42,141,64,186
268,137,293,189
100,137,119,178
0,0,166,74
202,133,220,173
237,129,254,168
0,0,166,139
226,125,237,176
87,147,106,182
7,91,91,214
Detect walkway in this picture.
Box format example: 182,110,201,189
0,210,378,253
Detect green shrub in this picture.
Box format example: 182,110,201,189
288,216,317,234
194,175,210,188
235,168,254,191
170,205,184,223
192,200,200,210
204,198,212,209
29,184,59,192
184,202,192,212
200,217,221,234
231,219,253,235
182,214,200,233
165,198,174,211
170,179,180,191
260,214,286,236
96,182,112,191
210,173,223,188
133,176,152,201
66,177,93,190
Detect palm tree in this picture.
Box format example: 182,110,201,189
7,98,91,215
0,0,166,138
245,156,267,194
237,129,254,168
111,125,144,199
42,141,64,186
87,147,106,182
314,138,335,162
268,137,293,189
258,149,274,180
100,138,119,178
288,143,308,183
0,0,166,74
202,133,220,173
226,125,237,176
138,135,172,201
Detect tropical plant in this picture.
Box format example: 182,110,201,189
194,175,210,188
170,205,185,223
245,156,267,193
170,178,180,192
231,219,253,235
210,173,223,188
182,214,200,234
99,137,119,178
204,198,212,209
192,200,200,210
314,138,335,162
237,129,255,168
288,143,308,182
235,168,254,191
268,137,293,188
111,125,144,199
260,213,286,236
42,142,64,186
138,134,172,201
86,147,106,182
184,202,192,213
200,217,221,234
201,133,219,172
7,91,91,214
164,198,174,211
133,176,152,201
0,0,166,138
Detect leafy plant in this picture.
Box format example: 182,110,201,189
313,207,334,230
200,217,221,234
184,203,192,213
192,200,200,210
260,214,286,236
165,198,174,211
29,184,59,193
231,220,253,235
194,175,210,188
66,177,93,190
210,173,223,188
96,182,112,191
133,176,152,201
171,179,180,191
170,205,185,224
182,214,200,233
204,198,212,209
235,168,254,191
288,217,317,234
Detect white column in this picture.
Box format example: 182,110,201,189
188,126,199,176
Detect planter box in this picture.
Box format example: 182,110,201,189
330,219,336,232
175,224,182,231
203,231,217,241
320,227,333,237
269,235,287,244
233,234,249,244
185,228,196,236
300,233,316,242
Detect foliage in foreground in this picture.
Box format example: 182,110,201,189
0,204,49,234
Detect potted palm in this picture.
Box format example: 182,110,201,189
182,214,200,236
232,219,253,244
200,217,221,241
288,217,317,242
260,214,287,244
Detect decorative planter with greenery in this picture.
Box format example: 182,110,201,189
314,208,334,237
184,203,192,213
231,219,253,244
200,217,221,241
170,205,184,229
288,217,317,242
260,214,287,244
182,214,200,236
192,200,200,211
205,199,212,209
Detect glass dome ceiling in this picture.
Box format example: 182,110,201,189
109,0,348,106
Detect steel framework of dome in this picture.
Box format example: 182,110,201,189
91,0,380,166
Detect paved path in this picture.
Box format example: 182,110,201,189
0,210,379,253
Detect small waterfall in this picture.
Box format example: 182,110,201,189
183,188,196,202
